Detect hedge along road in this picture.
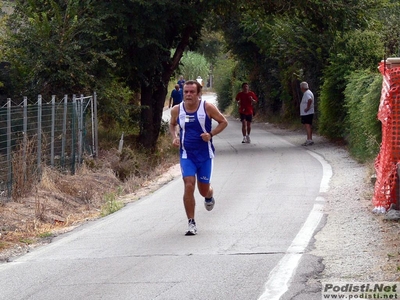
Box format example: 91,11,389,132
0,93,331,300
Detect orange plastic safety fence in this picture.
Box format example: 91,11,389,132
373,62,400,211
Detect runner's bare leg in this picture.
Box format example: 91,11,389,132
183,176,196,219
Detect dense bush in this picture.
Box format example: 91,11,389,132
319,30,384,139
344,70,382,162
96,78,139,131
318,63,348,139
213,57,236,112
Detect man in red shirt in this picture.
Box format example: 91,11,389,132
235,83,258,143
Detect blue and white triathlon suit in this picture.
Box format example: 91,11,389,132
178,100,215,183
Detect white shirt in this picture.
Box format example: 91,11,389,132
300,89,314,116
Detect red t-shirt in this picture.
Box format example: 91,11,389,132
236,91,258,115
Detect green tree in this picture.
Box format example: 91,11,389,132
95,0,237,150
216,0,381,123
3,0,114,99
3,0,391,151
178,51,209,82
2,0,239,150
375,0,400,56
197,29,224,66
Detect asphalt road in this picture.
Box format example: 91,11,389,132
0,94,331,300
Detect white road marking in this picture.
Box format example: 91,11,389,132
307,150,332,193
258,151,332,300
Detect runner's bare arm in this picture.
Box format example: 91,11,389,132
201,103,228,142
169,106,180,147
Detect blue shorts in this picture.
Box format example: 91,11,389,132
180,158,213,183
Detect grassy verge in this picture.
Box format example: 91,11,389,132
101,191,124,217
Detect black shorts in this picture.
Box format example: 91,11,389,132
240,114,253,122
301,114,314,125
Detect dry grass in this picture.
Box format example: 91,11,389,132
0,133,179,258
11,136,39,201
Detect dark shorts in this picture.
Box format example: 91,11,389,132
301,114,314,125
240,114,253,122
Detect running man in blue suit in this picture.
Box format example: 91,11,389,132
169,80,228,235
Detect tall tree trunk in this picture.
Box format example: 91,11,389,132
138,82,167,150
138,25,195,150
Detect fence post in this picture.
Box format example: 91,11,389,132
93,92,98,158
61,95,67,168
90,94,95,156
90,96,96,157
37,95,42,178
7,99,12,199
51,95,55,166
78,94,83,164
23,96,27,183
71,95,76,174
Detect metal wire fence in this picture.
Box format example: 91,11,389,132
0,93,98,201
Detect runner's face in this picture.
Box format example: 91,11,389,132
243,84,249,92
183,84,199,104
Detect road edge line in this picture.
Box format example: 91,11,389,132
258,151,331,300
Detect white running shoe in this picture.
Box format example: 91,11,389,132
246,135,251,143
204,197,215,211
242,137,247,143
185,221,197,236
302,140,314,146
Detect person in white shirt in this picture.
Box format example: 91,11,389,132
196,76,203,86
300,82,314,146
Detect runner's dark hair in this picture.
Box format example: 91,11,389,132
184,80,202,94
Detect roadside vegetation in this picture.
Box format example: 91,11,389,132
211,1,400,163
0,129,178,256
1,1,396,161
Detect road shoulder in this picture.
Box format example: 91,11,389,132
259,122,400,294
